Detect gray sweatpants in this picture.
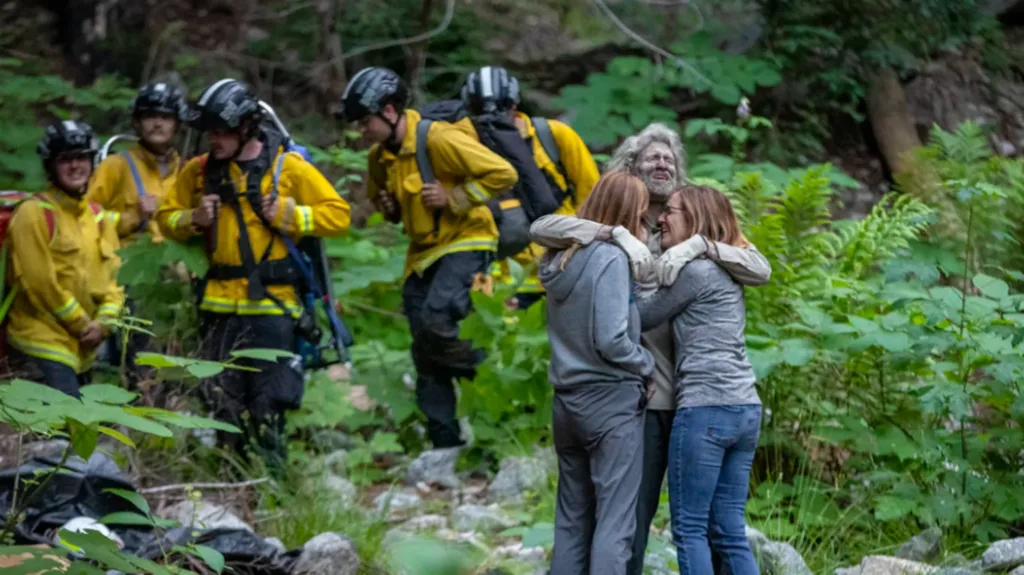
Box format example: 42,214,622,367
551,383,646,575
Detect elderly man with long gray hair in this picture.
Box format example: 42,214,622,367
530,122,770,575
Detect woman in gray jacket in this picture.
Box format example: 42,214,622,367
539,171,656,575
637,185,762,575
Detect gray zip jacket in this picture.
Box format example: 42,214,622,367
530,214,770,409
538,242,655,390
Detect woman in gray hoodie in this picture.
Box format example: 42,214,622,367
539,171,656,575
636,185,762,575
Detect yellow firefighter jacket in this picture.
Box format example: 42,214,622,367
155,143,351,316
87,144,180,245
455,113,599,294
5,189,124,372
366,109,519,279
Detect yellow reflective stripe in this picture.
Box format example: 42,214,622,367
7,337,80,371
94,211,106,223
411,238,498,276
108,211,122,226
53,297,81,321
199,296,302,317
465,181,489,203
97,303,121,318
296,206,314,234
499,198,521,210
167,210,189,231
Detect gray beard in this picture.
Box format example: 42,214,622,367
643,176,676,200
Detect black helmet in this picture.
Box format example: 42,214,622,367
37,120,99,163
462,66,520,115
189,78,263,135
131,82,189,121
339,67,408,123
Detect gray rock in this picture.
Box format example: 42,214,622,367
982,538,1024,571
322,450,348,475
23,439,71,460
1009,566,1024,575
848,556,938,575
488,454,551,503
491,542,546,564
293,532,360,575
163,500,252,532
406,447,461,489
835,568,860,575
644,549,675,575
264,537,286,555
943,554,970,568
746,525,770,552
311,430,356,452
400,514,448,532
934,569,979,575
450,504,517,532
759,541,813,575
897,528,943,562
373,489,422,518
324,475,357,504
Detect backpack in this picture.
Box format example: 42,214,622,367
414,101,566,259
0,191,104,358
197,131,353,370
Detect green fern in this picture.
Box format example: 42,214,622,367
834,194,935,279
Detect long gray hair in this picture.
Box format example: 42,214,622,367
604,123,687,183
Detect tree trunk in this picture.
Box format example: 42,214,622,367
405,0,434,107
866,67,921,175
315,0,348,115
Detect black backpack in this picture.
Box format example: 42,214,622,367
415,100,565,259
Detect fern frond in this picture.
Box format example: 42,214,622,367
929,122,990,165
834,194,934,279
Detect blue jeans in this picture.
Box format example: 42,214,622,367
668,405,762,575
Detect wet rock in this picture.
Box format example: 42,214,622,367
897,527,943,562
450,504,517,532
759,541,814,575
293,532,360,575
406,447,461,489
982,538,1024,571
163,500,252,532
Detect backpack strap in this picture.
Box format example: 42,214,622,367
415,120,442,236
122,152,150,232
532,117,572,203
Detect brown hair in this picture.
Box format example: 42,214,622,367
575,171,649,236
559,171,649,270
671,185,749,248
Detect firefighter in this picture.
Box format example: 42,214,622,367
89,82,188,244
88,82,189,387
461,65,600,309
340,67,518,449
5,121,124,397
156,79,351,466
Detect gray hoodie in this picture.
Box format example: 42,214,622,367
539,242,655,390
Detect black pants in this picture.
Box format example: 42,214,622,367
628,408,727,575
402,251,489,448
200,313,302,469
7,348,90,399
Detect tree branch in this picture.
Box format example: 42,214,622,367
336,0,455,62
589,0,712,86
138,477,270,494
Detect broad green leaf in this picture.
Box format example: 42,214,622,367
104,487,150,514
98,511,155,526
229,348,297,361
57,529,137,572
97,425,136,449
81,384,137,405
780,338,816,366
190,545,226,574
146,410,241,434
873,332,911,353
67,419,98,460
522,522,555,549
134,352,187,368
186,362,226,379
875,426,917,461
77,405,173,437
847,315,879,334
874,495,917,522
369,432,404,454
974,273,1009,300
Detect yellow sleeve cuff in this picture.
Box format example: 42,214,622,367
295,205,314,234
97,303,121,319
167,209,199,235
464,180,489,203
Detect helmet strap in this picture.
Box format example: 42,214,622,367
381,112,402,154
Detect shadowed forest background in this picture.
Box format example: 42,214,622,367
3,1,1024,573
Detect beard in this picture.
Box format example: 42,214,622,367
641,173,676,200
